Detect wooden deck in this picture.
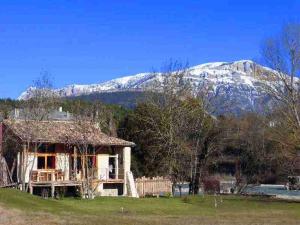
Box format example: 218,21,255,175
31,180,82,187
31,178,124,187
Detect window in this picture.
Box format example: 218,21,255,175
37,155,56,169
47,156,56,169
37,156,45,169
87,156,96,168
109,157,116,179
71,156,96,170
71,156,82,170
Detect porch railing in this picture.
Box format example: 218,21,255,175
31,167,124,182
31,170,64,182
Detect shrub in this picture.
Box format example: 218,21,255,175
203,177,220,194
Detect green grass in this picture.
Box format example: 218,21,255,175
0,188,299,225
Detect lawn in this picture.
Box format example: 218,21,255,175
0,188,299,225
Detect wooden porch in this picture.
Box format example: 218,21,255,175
30,169,125,182
29,178,125,198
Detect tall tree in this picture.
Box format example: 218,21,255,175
121,61,220,194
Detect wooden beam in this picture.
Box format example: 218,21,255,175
73,146,77,179
20,144,27,191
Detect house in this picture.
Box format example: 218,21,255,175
0,117,137,197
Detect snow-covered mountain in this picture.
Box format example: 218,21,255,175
19,60,276,114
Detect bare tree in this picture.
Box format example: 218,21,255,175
20,73,57,120
261,22,300,156
67,118,97,199
12,73,58,192
68,101,115,199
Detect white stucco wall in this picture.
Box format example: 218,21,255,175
97,154,109,194
123,147,131,174
56,153,70,180
97,154,109,180
24,153,37,183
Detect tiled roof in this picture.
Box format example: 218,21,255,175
3,119,134,147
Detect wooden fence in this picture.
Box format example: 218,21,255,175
135,176,172,197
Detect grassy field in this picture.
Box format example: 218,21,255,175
0,188,299,225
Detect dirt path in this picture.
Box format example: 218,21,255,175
0,206,27,225
0,205,67,225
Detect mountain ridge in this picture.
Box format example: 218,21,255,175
19,60,271,98
19,60,276,114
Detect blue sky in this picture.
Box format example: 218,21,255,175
0,0,299,98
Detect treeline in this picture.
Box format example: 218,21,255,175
0,94,297,187
123,106,297,185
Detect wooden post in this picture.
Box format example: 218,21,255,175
106,168,108,182
80,184,83,198
51,183,55,198
73,146,77,180
115,154,119,179
21,144,27,191
29,184,33,194
51,171,55,182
